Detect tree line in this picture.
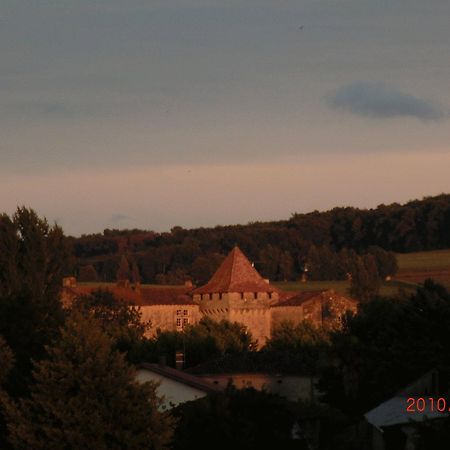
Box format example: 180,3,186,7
67,192,450,284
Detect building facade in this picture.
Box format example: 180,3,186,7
62,247,358,347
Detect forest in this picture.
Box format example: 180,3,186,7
70,193,450,284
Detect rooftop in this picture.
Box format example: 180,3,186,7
192,246,280,295
138,363,222,393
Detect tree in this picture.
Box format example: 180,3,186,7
349,254,381,302
263,321,330,375
4,312,173,450
318,281,450,414
71,289,150,362
0,208,69,394
116,255,131,281
0,337,14,386
130,260,140,284
172,386,300,450
78,264,99,282
190,253,224,285
367,246,398,279
145,318,256,368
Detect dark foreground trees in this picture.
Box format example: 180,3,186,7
3,312,173,450
319,280,450,414
0,208,70,394
71,288,150,361
172,387,301,450
145,317,256,369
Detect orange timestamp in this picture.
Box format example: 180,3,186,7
406,397,449,413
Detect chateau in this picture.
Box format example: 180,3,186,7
62,246,357,347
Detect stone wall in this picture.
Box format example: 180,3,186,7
322,293,358,328
271,305,307,330
140,304,202,337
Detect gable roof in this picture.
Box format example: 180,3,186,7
273,290,358,307
138,363,222,393
273,291,324,307
192,246,280,295
138,287,196,306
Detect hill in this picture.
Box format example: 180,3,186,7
69,193,450,284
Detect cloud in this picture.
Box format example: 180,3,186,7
110,213,133,224
328,82,445,121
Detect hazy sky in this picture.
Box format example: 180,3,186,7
1,0,449,235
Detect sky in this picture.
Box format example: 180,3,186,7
1,0,449,236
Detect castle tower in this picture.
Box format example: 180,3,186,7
192,246,280,347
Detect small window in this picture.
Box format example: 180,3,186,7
183,318,188,325
219,293,222,300
176,310,182,316
254,292,258,299
176,318,182,327
240,293,244,299
183,310,188,316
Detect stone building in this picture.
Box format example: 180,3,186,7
62,246,358,347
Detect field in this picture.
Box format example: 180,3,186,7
274,279,416,297
394,249,450,289
275,249,450,295
396,249,450,272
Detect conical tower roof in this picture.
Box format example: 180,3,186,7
192,246,279,294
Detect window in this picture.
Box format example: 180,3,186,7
176,318,182,328
183,318,189,325
240,293,244,299
183,310,188,316
219,293,222,300
176,310,182,316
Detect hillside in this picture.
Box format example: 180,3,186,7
69,193,450,284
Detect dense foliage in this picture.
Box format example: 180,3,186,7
0,208,70,395
171,386,301,450
318,280,450,414
66,192,450,283
3,312,173,450
142,317,256,369
71,289,150,361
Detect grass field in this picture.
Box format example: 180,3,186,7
394,249,450,289
274,249,450,295
396,249,450,272
274,279,416,297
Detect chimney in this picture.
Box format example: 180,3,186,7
175,351,185,370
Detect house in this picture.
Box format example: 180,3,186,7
363,369,449,450
62,246,358,347
136,362,221,410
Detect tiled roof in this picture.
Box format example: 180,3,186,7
63,284,196,306
138,287,196,306
273,290,358,307
192,246,280,295
273,291,324,307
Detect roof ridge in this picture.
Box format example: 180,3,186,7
192,246,279,295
